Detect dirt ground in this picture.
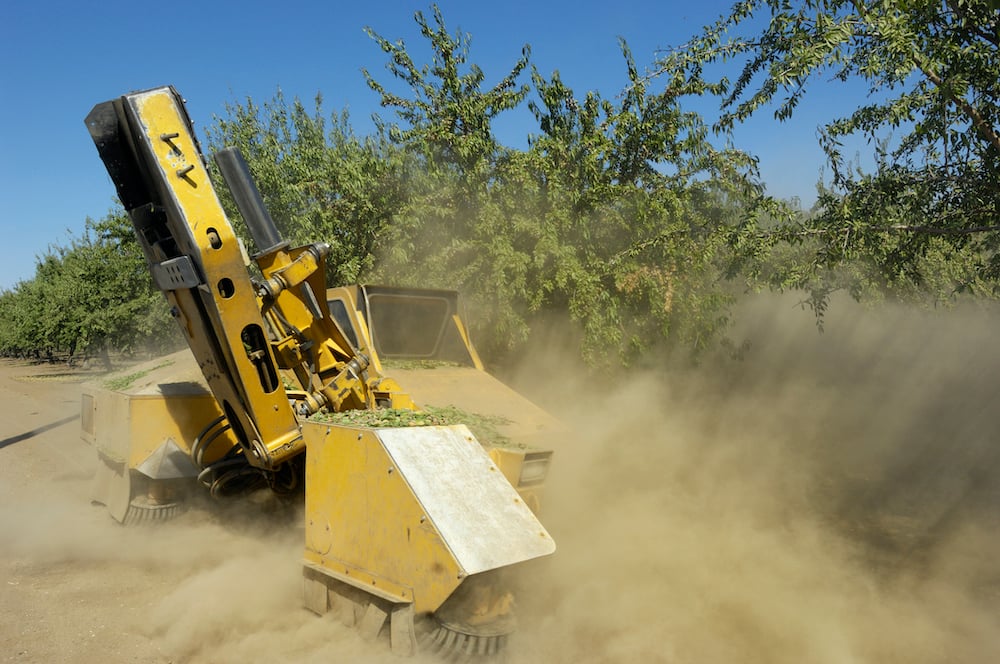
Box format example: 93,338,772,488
0,361,176,663
2,294,999,663
0,359,391,664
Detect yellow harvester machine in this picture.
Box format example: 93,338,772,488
81,86,557,658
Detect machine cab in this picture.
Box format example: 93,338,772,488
326,285,485,371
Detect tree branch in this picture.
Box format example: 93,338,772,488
849,0,1000,154
777,224,1000,239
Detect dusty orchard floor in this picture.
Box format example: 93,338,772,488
0,360,408,664
2,294,1000,663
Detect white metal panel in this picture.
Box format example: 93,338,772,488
377,425,555,575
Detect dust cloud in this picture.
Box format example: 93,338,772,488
504,293,1000,663
3,294,999,663
0,482,415,663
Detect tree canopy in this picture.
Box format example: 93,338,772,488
0,213,176,366
359,8,769,366
655,0,1000,302
207,91,406,286
5,2,997,370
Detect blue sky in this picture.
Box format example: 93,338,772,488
1,0,870,291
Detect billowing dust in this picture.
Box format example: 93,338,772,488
505,294,1000,663
3,294,999,662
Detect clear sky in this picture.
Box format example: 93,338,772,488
1,0,868,291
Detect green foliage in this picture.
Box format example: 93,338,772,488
103,359,174,391
310,404,515,448
207,91,406,285
656,0,1000,305
0,211,178,362
364,7,771,367
363,5,530,176
24,2,993,374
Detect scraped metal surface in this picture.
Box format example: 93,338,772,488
377,425,555,575
136,437,199,479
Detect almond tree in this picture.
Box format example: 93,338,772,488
363,7,768,366
208,92,405,285
657,0,1000,301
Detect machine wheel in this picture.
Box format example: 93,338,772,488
93,454,187,526
417,573,517,660
418,616,512,659
121,494,184,525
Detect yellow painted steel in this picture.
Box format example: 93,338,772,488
324,284,561,516
255,246,372,413
125,88,303,467
450,314,485,370
127,396,233,467
91,88,416,472
81,351,241,468
486,448,540,514
87,88,559,655
302,421,463,612
325,285,386,374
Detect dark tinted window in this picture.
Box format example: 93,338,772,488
368,294,449,358
327,298,359,349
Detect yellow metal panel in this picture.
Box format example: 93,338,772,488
303,420,555,615
127,395,237,467
89,388,131,463
451,314,485,370
303,421,463,613
125,88,302,466
488,448,525,488
375,426,554,572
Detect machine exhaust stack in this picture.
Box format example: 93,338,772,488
214,146,288,256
